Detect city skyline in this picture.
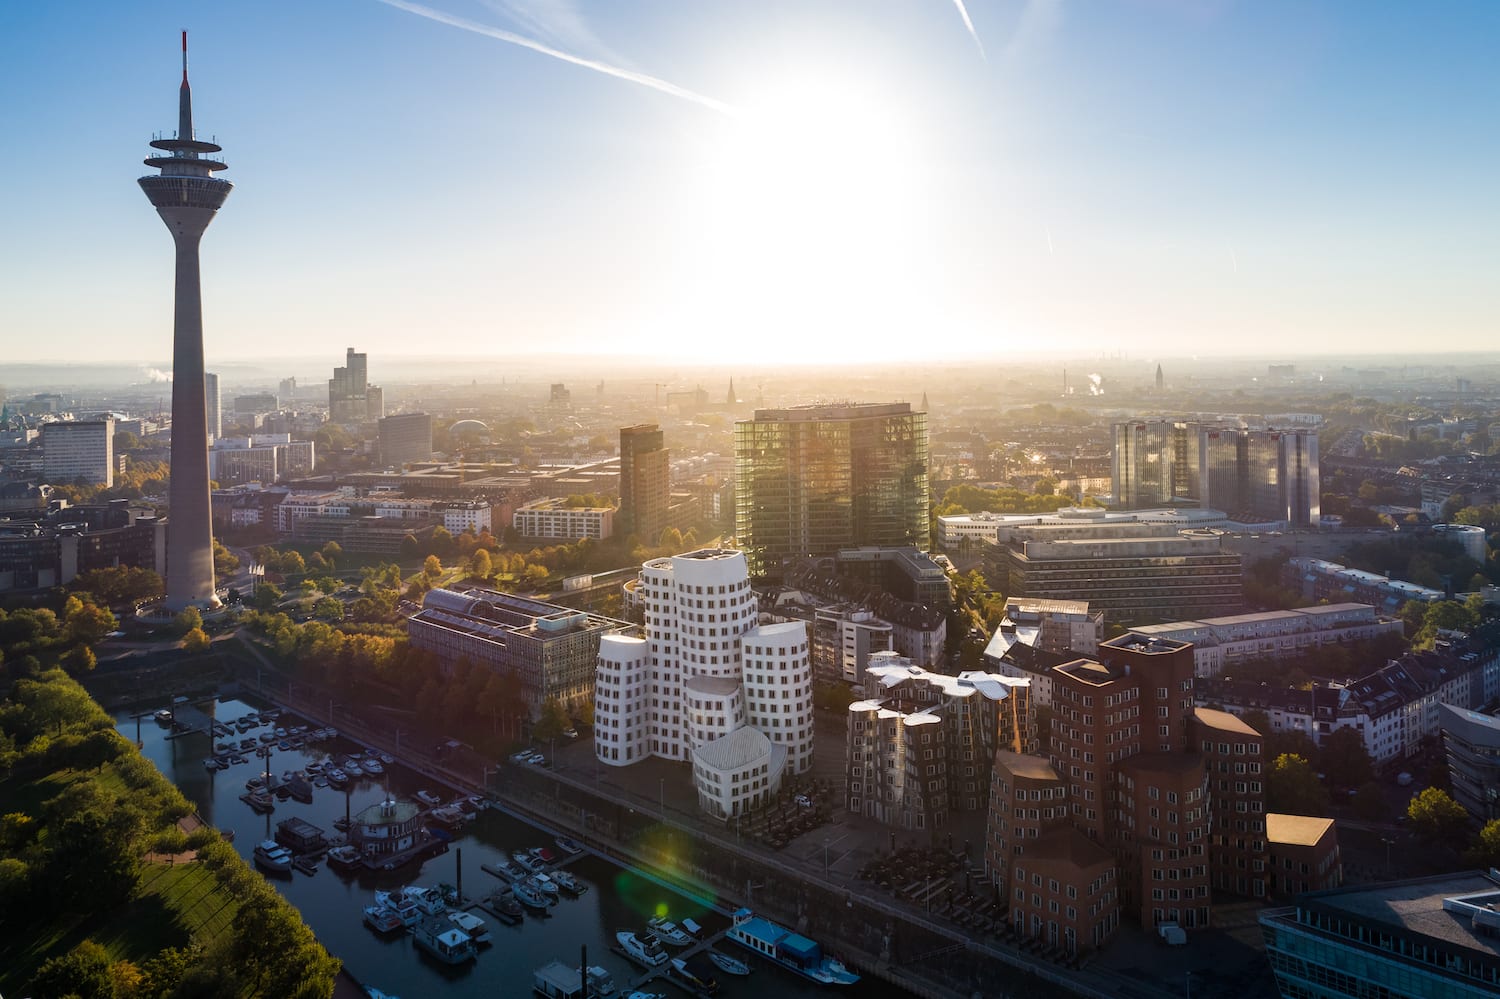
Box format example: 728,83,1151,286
3,2,1499,366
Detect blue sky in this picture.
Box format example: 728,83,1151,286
2,1,1496,366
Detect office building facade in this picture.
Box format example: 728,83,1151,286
328,347,383,423
204,371,221,440
41,420,115,487
619,424,670,544
735,403,929,578
378,413,433,468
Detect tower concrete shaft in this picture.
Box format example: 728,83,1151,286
139,33,232,611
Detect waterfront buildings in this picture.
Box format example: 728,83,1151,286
138,34,228,610
1260,871,1500,999
619,424,669,544
846,652,1033,831
378,413,434,468
1130,604,1404,677
329,347,383,424
408,587,633,719
983,635,1285,955
734,403,929,578
594,549,814,820
513,497,615,541
41,419,114,487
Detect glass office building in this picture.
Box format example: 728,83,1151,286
735,402,929,578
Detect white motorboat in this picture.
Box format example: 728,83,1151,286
707,949,751,976
616,930,670,968
252,840,293,874
415,789,443,807
647,916,693,946
363,904,404,934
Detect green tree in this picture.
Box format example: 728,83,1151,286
252,582,284,610
431,525,454,556
64,595,118,645
1407,787,1469,846
320,540,343,566
533,697,569,742
213,538,241,577
173,605,203,636
1318,727,1374,788
182,627,211,653
312,597,345,622
30,939,117,999
423,554,443,580
1465,818,1500,869
469,547,493,580
659,526,684,549
1267,753,1329,816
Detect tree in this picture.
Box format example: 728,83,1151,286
1318,727,1373,788
182,627,211,653
423,554,443,580
469,548,493,580
173,605,203,636
30,939,117,999
320,541,343,567
213,538,241,577
533,697,570,742
312,597,345,622
1407,787,1469,846
1465,818,1500,869
1267,753,1329,816
252,582,284,610
431,525,454,556
64,595,118,645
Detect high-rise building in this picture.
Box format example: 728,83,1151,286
278,376,296,402
41,420,115,486
329,347,382,423
378,413,433,468
618,424,669,543
138,33,229,610
734,402,929,578
204,372,220,440
1112,420,1319,527
594,549,814,819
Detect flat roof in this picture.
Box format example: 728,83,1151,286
994,750,1062,781
1266,812,1335,848
1022,825,1115,869
1302,872,1500,959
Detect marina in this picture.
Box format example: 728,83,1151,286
118,694,901,998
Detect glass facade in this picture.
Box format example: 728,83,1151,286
735,403,929,578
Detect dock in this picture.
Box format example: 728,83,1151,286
616,925,738,999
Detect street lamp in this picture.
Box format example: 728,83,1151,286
1381,836,1395,875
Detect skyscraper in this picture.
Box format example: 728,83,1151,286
378,413,433,468
139,33,230,611
204,371,221,441
42,420,115,487
329,347,382,423
734,402,929,578
618,424,669,543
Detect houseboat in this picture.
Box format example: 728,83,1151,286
413,917,476,965
725,909,859,986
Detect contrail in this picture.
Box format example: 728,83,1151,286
950,0,986,59
375,0,733,114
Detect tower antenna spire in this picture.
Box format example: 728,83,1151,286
182,30,188,82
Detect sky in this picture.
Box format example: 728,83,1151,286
2,1,1497,368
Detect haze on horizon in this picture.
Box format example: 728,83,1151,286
2,1,1497,367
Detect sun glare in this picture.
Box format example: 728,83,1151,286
668,76,939,363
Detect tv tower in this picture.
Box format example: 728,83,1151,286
139,33,231,611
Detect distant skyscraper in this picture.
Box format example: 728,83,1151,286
619,424,669,543
139,34,229,610
735,402,930,578
203,371,220,440
329,347,381,423
1155,364,1164,392
42,420,115,487
278,376,297,403
378,413,433,468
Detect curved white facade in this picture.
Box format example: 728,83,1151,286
594,634,651,767
742,621,815,776
593,547,812,817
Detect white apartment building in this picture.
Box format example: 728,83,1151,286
514,497,615,541
442,500,492,535
937,506,1233,547
1130,604,1405,677
595,548,814,820
41,419,114,487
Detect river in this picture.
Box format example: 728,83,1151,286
119,695,914,998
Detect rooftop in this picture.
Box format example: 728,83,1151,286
1266,812,1335,848
994,750,1063,782
1298,871,1500,960
1194,706,1263,738
1022,825,1115,869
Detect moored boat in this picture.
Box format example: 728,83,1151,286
707,949,751,976
550,869,586,895
513,850,546,873
252,840,293,874
512,881,549,910
446,909,490,944
374,890,422,927
363,904,404,934
647,916,692,946
327,844,363,871
615,930,669,968
413,917,476,965
554,835,585,856
528,873,560,899
670,956,720,995
726,909,858,986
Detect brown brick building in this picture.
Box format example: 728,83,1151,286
1266,813,1342,897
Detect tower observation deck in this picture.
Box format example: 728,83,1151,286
139,32,231,611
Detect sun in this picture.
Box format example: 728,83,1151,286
666,74,940,363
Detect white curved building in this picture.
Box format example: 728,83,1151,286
1433,523,1489,564
594,634,651,765
595,548,813,818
